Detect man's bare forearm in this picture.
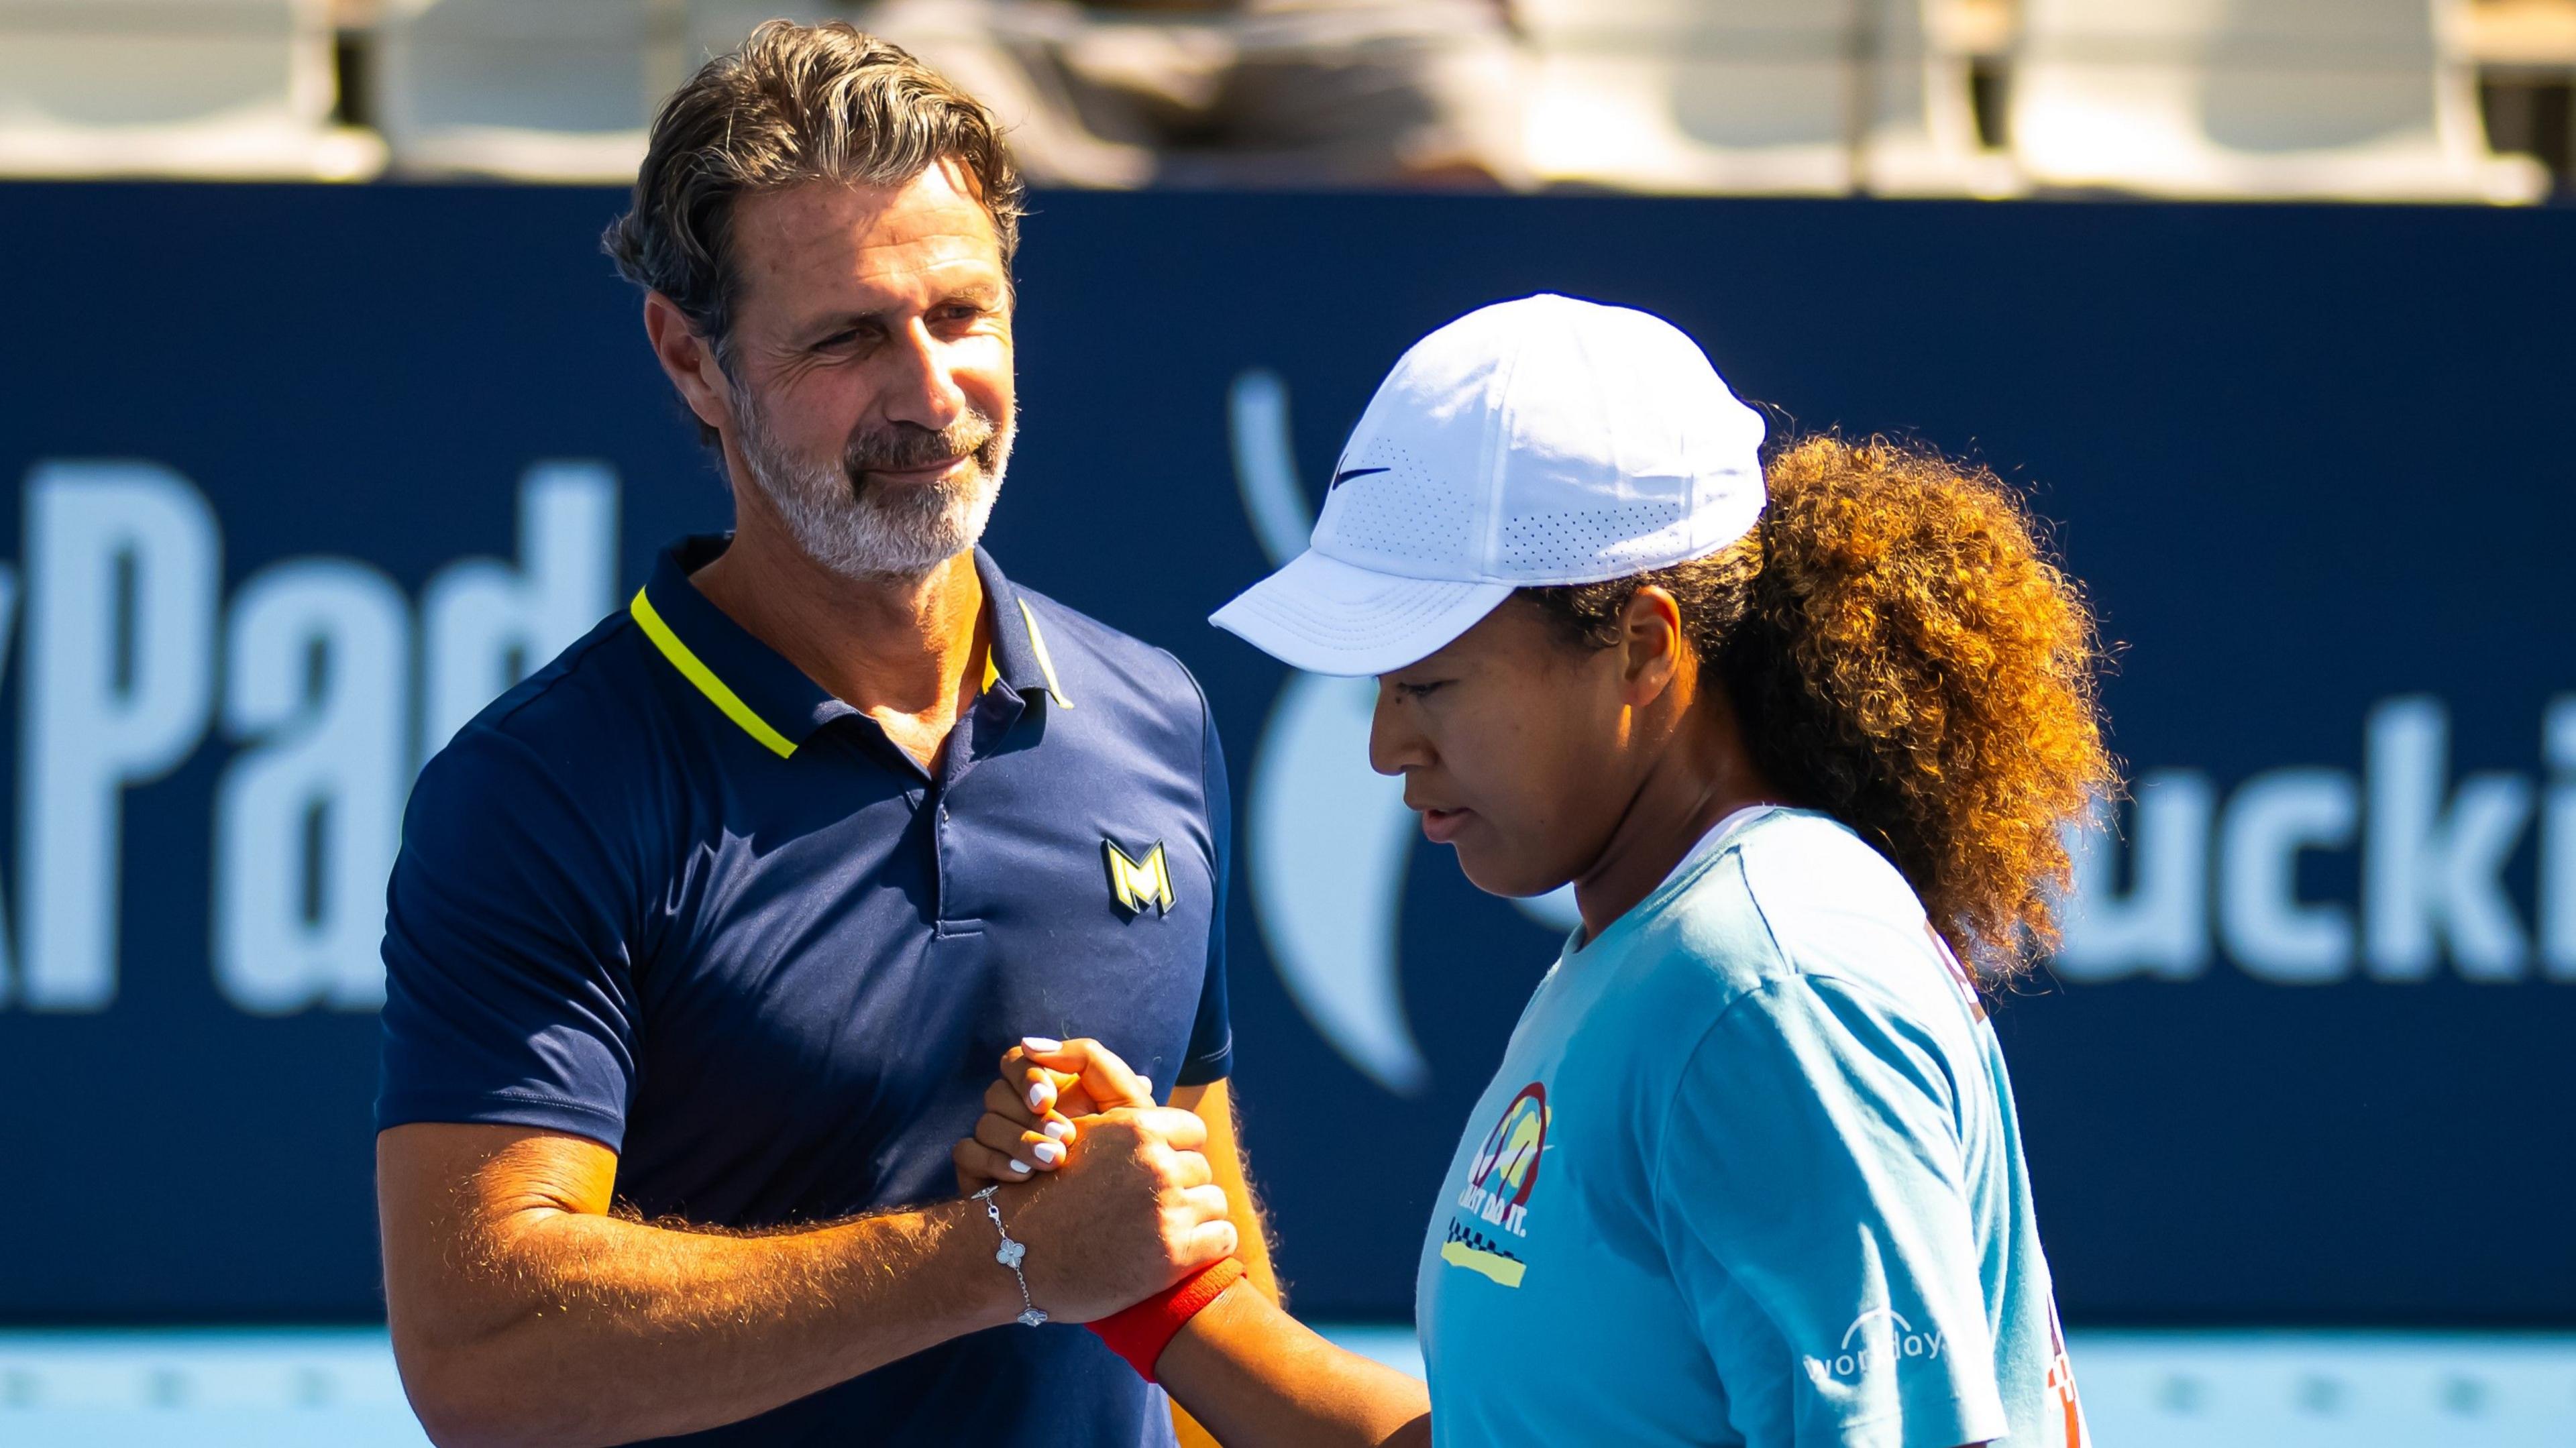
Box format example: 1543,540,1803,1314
400,1197,1016,1447
1157,1285,1432,1448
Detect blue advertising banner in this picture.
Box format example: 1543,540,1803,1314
1,182,2570,1325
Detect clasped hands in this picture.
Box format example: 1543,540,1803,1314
949,1038,1239,1323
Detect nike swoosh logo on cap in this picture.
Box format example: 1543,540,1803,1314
1330,467,1390,490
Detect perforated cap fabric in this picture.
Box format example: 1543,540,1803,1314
1212,293,1766,677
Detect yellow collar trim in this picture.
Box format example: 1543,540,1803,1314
1018,598,1074,710
633,588,1058,755
630,588,798,759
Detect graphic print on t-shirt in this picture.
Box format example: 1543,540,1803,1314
1440,1081,1549,1288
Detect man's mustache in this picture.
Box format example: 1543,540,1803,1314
843,411,1003,484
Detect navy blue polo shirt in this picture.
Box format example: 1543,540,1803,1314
378,535,1231,1448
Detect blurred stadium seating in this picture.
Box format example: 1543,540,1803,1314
0,0,382,177
372,0,857,180
1,0,2567,197
1515,0,1858,193
2008,0,2544,200
1862,0,2028,196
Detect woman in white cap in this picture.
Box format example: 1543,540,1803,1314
956,294,2109,1448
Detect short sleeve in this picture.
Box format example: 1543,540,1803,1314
1174,687,1232,1087
375,726,643,1150
1653,977,2008,1448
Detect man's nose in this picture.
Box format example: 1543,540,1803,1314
879,316,968,431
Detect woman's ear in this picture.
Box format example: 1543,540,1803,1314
1619,586,1688,706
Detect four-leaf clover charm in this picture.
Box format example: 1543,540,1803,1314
972,1184,1046,1326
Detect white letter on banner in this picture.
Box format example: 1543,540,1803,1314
2053,771,2213,982
17,461,219,1011
2218,767,2358,983
2364,695,2532,983
214,560,410,1013
420,463,616,758
2541,695,2576,982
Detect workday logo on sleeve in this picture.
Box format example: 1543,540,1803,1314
1809,1306,1947,1385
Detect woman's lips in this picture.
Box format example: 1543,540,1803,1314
1419,807,1472,844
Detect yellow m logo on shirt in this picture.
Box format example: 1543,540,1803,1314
1102,839,1176,916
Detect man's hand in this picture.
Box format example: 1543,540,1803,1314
993,1103,1238,1322
948,1037,1248,1323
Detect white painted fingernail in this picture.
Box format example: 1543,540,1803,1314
1022,1036,1062,1052
1042,1119,1073,1141
1007,1159,1031,1176
1138,1076,1152,1099
1026,1082,1052,1111
1032,1140,1064,1166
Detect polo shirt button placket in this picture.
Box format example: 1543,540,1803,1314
932,797,949,927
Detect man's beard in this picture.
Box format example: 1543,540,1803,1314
733,384,1013,581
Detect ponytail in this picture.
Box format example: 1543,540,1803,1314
1524,435,2114,976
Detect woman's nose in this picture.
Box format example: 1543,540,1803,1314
1367,685,1429,778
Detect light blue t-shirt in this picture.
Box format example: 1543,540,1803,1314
1416,808,2090,1448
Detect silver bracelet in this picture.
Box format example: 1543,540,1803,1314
972,1185,1048,1327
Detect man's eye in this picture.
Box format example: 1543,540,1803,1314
1395,681,1448,700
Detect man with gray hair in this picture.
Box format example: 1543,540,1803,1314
373,21,1272,1447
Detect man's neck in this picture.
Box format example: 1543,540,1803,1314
688,518,987,768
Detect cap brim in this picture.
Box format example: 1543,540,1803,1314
1210,550,1515,677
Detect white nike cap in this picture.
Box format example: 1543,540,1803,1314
1210,293,1768,677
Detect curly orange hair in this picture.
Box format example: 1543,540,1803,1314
1525,435,2114,977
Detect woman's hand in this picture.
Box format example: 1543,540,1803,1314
952,1037,1158,1192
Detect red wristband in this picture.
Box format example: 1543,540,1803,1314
1085,1258,1247,1382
